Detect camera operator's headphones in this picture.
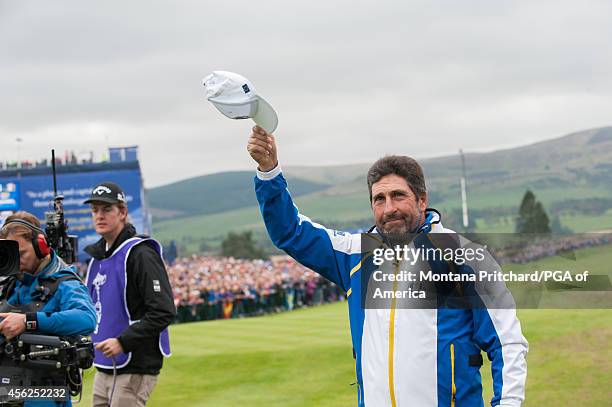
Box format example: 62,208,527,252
1,219,51,259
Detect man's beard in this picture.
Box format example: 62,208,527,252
379,217,409,234
377,210,425,234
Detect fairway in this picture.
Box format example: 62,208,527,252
77,302,611,406
80,302,356,406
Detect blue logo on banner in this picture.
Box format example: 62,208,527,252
0,182,19,211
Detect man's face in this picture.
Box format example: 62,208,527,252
371,174,428,234
6,233,40,275
91,203,126,238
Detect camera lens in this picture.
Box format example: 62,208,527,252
0,239,20,277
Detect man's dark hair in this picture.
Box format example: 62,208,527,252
367,155,427,202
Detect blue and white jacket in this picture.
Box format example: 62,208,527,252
255,167,528,407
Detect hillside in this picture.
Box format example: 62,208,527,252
150,127,612,252
147,171,328,219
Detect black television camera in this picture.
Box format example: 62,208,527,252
0,150,93,404
0,239,19,283
0,239,94,404
45,149,78,265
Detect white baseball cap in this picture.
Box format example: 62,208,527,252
203,71,278,134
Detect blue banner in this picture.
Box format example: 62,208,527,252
0,181,20,211
0,164,149,261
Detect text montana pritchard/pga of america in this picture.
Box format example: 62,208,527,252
370,269,591,300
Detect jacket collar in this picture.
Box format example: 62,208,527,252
18,251,73,286
84,223,138,260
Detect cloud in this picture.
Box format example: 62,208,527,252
1,0,610,186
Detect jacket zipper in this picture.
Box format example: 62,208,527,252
450,343,456,407
388,260,399,407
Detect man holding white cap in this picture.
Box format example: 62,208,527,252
247,127,528,407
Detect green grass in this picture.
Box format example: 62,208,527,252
154,205,265,243
148,172,328,219
435,185,612,211
153,190,371,246
489,309,611,406
76,303,611,406
473,212,612,233
79,302,356,406
560,212,612,232
75,243,612,406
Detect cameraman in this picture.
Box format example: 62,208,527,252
0,211,97,406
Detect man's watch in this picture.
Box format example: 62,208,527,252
25,312,38,331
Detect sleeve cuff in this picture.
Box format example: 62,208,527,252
36,312,50,332
497,399,523,407
256,164,282,181
25,312,38,331
117,335,132,353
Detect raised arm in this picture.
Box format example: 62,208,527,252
247,126,359,292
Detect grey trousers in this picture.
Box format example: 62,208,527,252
92,372,158,407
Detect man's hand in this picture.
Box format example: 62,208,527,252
0,313,26,340
247,125,278,172
95,338,125,358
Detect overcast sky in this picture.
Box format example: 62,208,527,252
1,0,610,187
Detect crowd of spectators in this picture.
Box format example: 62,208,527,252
0,151,94,171
167,255,344,324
